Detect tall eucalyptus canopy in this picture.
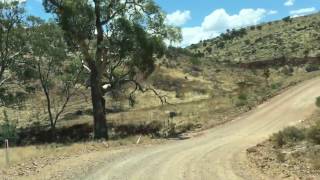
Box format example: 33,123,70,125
43,0,181,139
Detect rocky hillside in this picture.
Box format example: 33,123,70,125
187,13,320,63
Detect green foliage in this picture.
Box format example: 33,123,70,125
0,0,28,105
281,66,294,76
44,0,181,90
165,46,193,59
0,88,27,107
216,41,225,49
220,28,247,41
0,110,18,143
205,46,212,53
271,82,282,90
307,122,320,144
238,93,248,101
44,0,182,139
272,131,286,147
272,127,305,147
305,64,320,72
256,25,262,30
282,16,292,23
189,57,201,65
236,93,248,107
316,97,320,108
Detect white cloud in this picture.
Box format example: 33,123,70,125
165,10,191,26
178,8,273,47
284,0,295,6
268,10,278,15
290,7,317,17
180,27,218,47
202,8,267,32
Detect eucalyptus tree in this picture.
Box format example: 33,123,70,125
26,16,84,131
0,0,26,87
43,0,181,139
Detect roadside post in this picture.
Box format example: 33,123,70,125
4,139,9,165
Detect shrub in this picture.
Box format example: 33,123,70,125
176,122,197,134
281,66,294,76
256,25,262,30
0,110,19,144
307,122,320,144
235,93,248,107
175,89,185,99
272,131,286,147
271,82,282,90
306,64,320,72
272,127,305,147
238,93,248,101
283,127,305,141
189,57,201,65
282,16,292,23
161,122,177,138
205,46,212,53
316,97,320,108
216,41,225,49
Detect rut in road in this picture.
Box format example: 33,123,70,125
84,77,320,180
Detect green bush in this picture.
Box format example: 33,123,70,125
271,82,282,90
316,97,320,108
0,110,19,144
307,122,320,144
282,16,292,23
283,127,305,141
306,64,320,72
272,131,286,147
272,127,305,147
189,57,201,65
235,93,248,107
238,93,248,101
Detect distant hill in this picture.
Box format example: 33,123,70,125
187,13,320,64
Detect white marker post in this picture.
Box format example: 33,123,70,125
4,139,9,165
136,135,142,144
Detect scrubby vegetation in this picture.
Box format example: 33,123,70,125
188,13,320,64
249,100,320,178
271,126,305,148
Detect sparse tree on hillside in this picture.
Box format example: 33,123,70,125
0,1,27,87
43,0,181,139
26,17,83,131
263,68,270,86
282,16,292,23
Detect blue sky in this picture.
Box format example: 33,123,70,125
23,0,320,46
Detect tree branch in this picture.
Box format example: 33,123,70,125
127,79,170,105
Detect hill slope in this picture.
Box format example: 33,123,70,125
187,13,320,63
1,13,320,145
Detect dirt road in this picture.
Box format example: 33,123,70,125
84,77,320,180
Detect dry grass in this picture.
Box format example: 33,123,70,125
0,135,163,170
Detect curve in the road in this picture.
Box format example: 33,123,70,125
84,77,320,180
